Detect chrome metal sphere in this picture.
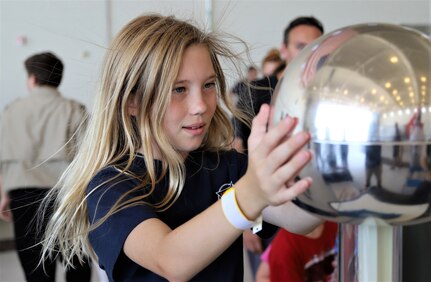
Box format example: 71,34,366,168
271,23,431,225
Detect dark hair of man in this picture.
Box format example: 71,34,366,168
24,52,64,87
283,16,324,45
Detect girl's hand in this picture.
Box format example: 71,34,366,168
236,104,312,219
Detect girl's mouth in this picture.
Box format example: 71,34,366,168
183,124,205,135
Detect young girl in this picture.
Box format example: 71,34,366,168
42,14,320,281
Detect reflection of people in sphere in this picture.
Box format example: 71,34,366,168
409,116,425,178
392,122,403,169
319,144,353,183
365,145,382,188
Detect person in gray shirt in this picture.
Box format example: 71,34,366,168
0,52,92,282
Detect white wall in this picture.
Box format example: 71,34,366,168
1,0,430,111
0,0,109,110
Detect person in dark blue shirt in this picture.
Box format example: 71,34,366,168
41,14,321,282
87,151,250,281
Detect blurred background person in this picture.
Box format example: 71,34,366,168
255,244,271,282
281,16,324,64
230,65,258,107
234,15,325,153
261,48,283,77
234,16,325,280
230,65,258,152
268,222,338,282
231,65,258,96
0,52,92,282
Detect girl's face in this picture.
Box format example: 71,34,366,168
163,44,218,156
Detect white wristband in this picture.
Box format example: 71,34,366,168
221,188,256,230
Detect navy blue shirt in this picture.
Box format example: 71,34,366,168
87,150,252,281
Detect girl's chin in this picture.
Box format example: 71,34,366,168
176,143,203,155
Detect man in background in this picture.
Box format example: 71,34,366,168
0,52,92,281
237,16,325,279
281,16,324,64
234,16,324,152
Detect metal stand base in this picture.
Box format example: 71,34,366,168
339,218,402,282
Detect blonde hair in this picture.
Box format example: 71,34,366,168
41,14,250,266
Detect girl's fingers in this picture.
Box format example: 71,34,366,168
258,116,298,156
275,177,313,205
262,131,311,178
247,109,313,207
273,150,312,187
248,104,270,151
249,105,297,155
250,104,270,137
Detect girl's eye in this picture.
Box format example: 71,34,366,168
173,87,186,94
204,82,216,89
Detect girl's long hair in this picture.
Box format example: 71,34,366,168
41,14,252,266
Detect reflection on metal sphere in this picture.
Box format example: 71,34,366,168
271,23,431,225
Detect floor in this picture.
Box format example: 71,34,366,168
0,220,102,282
0,250,101,282
0,247,253,282
0,251,27,282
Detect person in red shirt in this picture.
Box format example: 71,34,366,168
268,221,338,282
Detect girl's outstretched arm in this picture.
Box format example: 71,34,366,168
123,104,312,281
263,202,323,235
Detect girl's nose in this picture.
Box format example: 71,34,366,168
190,90,208,116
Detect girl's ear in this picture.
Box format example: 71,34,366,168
128,95,138,116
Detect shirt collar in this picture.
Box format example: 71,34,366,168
30,86,61,97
